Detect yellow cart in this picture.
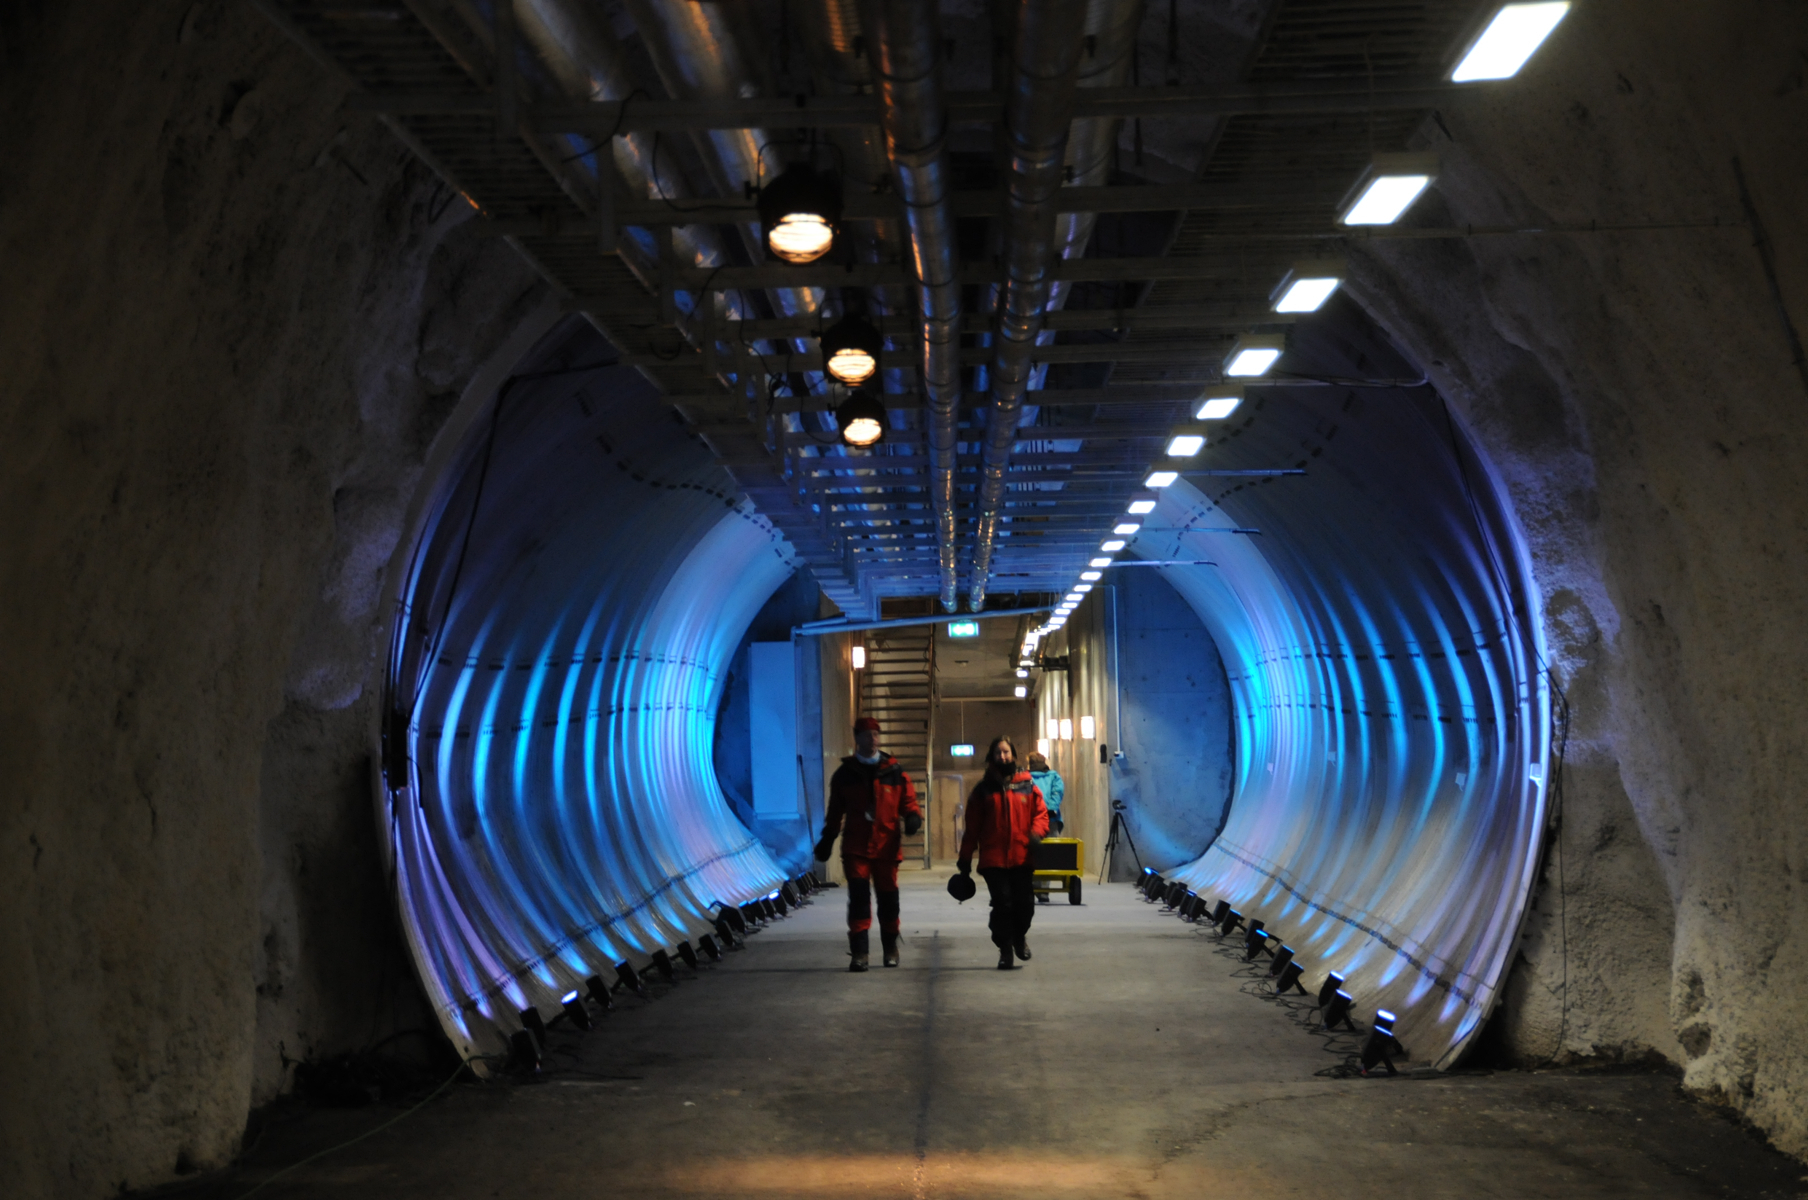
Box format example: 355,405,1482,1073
1030,837,1084,905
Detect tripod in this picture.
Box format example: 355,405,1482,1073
1099,806,1143,882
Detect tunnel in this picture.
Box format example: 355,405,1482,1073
6,1,1808,1197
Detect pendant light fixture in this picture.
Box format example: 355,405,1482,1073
758,164,842,264
834,388,887,447
820,313,883,385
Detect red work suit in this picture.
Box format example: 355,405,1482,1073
958,769,1049,870
821,754,921,934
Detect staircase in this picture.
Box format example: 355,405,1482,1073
859,626,934,867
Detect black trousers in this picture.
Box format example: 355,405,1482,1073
979,864,1036,948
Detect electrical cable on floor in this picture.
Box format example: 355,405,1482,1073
235,1059,480,1199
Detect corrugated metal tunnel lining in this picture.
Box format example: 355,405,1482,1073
1108,307,1548,1068
383,321,808,1064
387,302,1544,1072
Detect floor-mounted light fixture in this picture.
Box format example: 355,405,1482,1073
1195,386,1243,420
1225,333,1286,377
758,164,842,263
560,989,592,1031
1338,153,1440,226
834,388,887,447
1361,1009,1406,1075
1323,989,1357,1031
820,313,883,384
1451,3,1571,81
1270,259,1347,313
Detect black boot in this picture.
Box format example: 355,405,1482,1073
997,944,1014,970
848,930,870,972
881,932,900,968
1014,937,1032,961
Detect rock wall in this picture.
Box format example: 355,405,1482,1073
1353,0,1808,1157
0,2,544,1195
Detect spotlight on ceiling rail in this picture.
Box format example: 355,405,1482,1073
820,313,883,384
1451,3,1571,82
1361,1008,1405,1075
560,989,593,1031
1126,491,1159,514
1270,259,1348,313
1195,385,1243,420
1338,153,1440,226
1225,333,1286,377
759,164,842,263
835,388,887,447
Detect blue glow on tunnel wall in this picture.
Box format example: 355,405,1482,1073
382,350,801,1064
1130,387,1549,1069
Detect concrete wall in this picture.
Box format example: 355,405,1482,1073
0,2,543,1194
1345,0,1808,1154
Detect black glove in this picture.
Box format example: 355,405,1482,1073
957,857,971,876
813,836,834,862
903,812,922,837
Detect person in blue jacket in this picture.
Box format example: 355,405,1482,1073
1026,750,1065,835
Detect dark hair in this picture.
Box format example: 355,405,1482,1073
1026,751,1049,772
985,736,1016,770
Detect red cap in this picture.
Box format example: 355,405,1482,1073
853,717,881,733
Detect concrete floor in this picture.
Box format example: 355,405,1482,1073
162,875,1805,1199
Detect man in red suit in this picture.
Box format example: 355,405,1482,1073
816,717,922,971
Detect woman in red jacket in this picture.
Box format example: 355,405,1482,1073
957,736,1050,970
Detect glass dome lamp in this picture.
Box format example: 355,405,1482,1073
820,313,883,385
835,388,887,447
759,165,842,264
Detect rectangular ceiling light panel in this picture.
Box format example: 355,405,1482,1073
1338,154,1440,226
1225,333,1286,377
1452,3,1571,82
1270,259,1348,313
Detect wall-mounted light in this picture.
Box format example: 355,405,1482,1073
1270,259,1347,313
851,644,866,670
1195,385,1243,420
1338,153,1440,226
834,388,887,446
759,165,842,263
1126,492,1158,514
1059,718,1073,741
1225,333,1286,377
1037,738,1051,755
1080,715,1095,739
1165,426,1208,457
1143,470,1178,488
1014,685,1027,698
1451,2,1570,81
819,313,883,384
1046,719,1060,740
1113,521,1141,535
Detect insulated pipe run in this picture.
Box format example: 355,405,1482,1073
862,0,963,612
968,0,1091,611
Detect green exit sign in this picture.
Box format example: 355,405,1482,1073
948,620,980,638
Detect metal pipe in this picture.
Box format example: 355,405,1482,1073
968,0,1091,610
862,0,964,613
795,603,1052,637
